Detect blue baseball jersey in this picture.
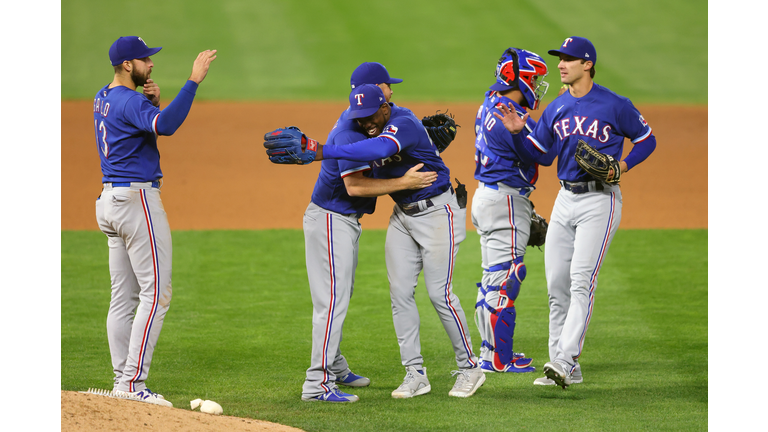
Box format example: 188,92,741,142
371,106,451,204
321,103,451,204
93,85,163,182
310,108,377,215
526,83,654,182
474,91,539,188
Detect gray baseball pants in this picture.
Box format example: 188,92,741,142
301,202,360,398
386,189,478,370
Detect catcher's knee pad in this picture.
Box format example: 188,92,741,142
501,260,526,301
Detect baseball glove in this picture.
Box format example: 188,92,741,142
422,111,459,153
574,139,621,185
528,203,548,249
263,126,318,165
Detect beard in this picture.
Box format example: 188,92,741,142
130,68,149,87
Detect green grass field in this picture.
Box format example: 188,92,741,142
61,0,707,104
61,229,707,431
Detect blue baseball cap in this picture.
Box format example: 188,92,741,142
350,62,403,89
548,36,597,65
347,84,387,119
109,36,162,66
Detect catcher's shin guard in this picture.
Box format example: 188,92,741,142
489,262,527,371
473,283,492,360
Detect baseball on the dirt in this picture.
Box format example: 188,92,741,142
200,400,223,415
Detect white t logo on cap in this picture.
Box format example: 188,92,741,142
138,36,147,47
563,37,573,47
354,93,365,105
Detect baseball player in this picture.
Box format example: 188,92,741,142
93,36,216,406
495,36,657,388
300,62,439,403
311,84,485,399
471,47,549,374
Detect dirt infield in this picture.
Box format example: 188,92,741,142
62,101,707,230
61,391,305,432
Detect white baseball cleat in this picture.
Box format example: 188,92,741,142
391,366,431,398
535,363,582,385
114,388,173,407
533,377,558,386
449,367,486,398
543,362,572,389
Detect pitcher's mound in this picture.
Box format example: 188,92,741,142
61,391,305,432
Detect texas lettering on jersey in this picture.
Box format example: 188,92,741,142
553,116,612,143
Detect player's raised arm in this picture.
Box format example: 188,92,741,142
155,50,218,136
264,85,400,165
188,50,218,84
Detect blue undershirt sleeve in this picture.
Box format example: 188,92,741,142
322,136,398,162
155,80,199,136
623,134,657,171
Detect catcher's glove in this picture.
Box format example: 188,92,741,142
263,126,318,165
528,204,548,249
574,139,622,185
422,111,459,153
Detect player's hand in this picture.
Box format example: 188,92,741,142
607,160,629,182
189,49,218,84
493,103,529,134
403,163,437,190
143,79,161,107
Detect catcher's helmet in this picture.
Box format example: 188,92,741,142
489,48,549,110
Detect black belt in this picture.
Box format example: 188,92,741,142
398,187,453,216
560,180,603,194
